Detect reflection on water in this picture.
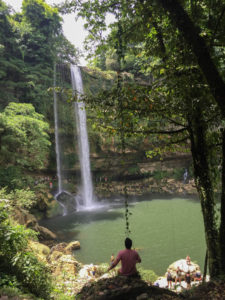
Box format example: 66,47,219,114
41,202,125,240
41,197,206,275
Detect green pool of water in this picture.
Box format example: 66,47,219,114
41,197,206,275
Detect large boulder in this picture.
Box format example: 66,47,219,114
51,254,81,277
28,241,50,262
46,199,63,218
37,225,57,241
50,242,68,253
77,275,180,300
13,208,57,244
56,191,77,214
154,258,202,289
48,250,63,262
13,208,39,230
65,241,81,252
167,258,200,280
50,241,81,254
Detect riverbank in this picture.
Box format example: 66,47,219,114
16,239,203,299
95,177,197,199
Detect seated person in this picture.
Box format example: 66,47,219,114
108,238,141,276
110,253,115,266
194,268,202,281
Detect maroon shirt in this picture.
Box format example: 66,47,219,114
113,249,141,276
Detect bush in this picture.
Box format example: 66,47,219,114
137,267,158,283
0,166,23,189
152,170,170,181
13,252,52,299
0,187,37,211
0,200,52,299
0,273,21,289
127,165,140,175
0,166,37,190
172,168,186,181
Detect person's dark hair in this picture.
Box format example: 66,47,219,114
125,237,132,249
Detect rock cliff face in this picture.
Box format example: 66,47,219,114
95,177,197,199
91,153,195,198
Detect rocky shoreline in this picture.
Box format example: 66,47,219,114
26,235,206,299
9,208,217,300
95,177,197,199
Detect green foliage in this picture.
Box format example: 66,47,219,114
53,295,74,300
0,200,52,298
0,166,23,189
0,188,37,211
0,102,50,170
152,170,170,182
172,168,186,181
96,263,109,275
127,165,140,175
137,267,158,283
0,273,21,289
0,0,79,122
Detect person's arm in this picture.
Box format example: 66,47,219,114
108,253,121,271
136,252,141,263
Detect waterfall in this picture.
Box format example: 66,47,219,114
53,65,62,193
53,65,68,215
70,65,94,208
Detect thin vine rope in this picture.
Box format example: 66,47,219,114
116,17,131,237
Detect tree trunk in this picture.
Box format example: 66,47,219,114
203,250,208,283
188,113,220,277
220,129,225,274
158,0,225,115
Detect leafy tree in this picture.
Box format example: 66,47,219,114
0,0,79,117
0,1,25,108
0,102,50,170
61,0,225,277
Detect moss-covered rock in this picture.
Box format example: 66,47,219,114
28,240,50,262
65,241,80,253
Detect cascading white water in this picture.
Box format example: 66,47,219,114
70,65,94,208
53,65,67,215
53,65,62,194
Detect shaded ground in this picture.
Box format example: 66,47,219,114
182,280,225,300
76,276,181,300
76,276,225,300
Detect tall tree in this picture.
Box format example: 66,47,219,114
62,0,225,277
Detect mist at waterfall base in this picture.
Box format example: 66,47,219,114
41,197,206,275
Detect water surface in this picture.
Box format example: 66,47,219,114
41,197,206,275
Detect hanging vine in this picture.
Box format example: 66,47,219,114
115,6,131,237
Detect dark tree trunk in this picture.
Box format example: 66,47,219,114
188,113,220,278
158,0,225,115
220,129,225,274
203,250,208,283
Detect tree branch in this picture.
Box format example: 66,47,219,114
158,0,225,115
